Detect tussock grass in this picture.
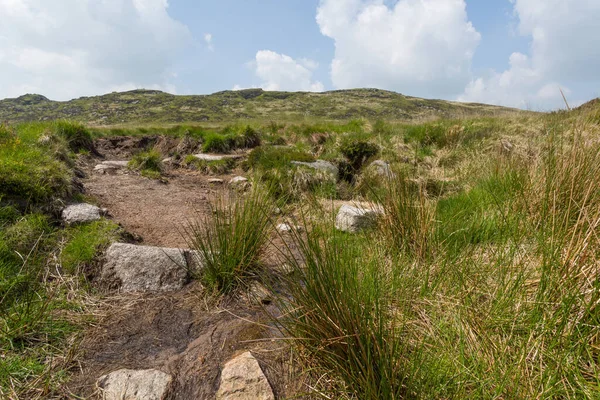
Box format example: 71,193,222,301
186,187,273,294
275,111,600,398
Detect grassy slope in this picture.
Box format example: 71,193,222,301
0,88,521,125
0,122,120,399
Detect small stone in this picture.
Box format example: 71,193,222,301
208,178,225,184
216,352,275,400
101,243,190,292
62,203,102,225
97,369,172,400
276,223,303,233
335,204,383,233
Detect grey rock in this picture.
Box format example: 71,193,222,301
369,160,395,178
291,160,338,177
335,204,383,233
216,352,275,400
229,176,250,190
97,369,172,400
102,243,190,292
62,203,102,225
208,178,225,184
194,154,242,162
102,160,129,168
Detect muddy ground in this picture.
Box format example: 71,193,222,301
66,137,306,399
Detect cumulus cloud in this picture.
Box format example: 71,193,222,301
460,0,600,109
248,50,324,92
0,0,191,100
316,0,480,99
204,33,214,51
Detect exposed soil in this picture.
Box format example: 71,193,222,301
68,140,304,399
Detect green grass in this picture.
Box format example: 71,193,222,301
186,187,273,294
60,220,121,275
273,111,600,398
0,122,120,398
0,123,73,204
128,149,163,179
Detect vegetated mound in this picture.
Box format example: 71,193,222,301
0,88,522,125
576,97,600,111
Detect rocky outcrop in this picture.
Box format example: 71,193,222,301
62,203,102,224
216,352,275,400
97,369,172,400
335,204,384,233
101,243,196,292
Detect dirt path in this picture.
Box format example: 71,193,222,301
67,146,300,399
85,168,219,248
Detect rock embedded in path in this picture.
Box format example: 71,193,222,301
335,204,384,233
208,178,225,184
62,203,102,225
291,160,338,177
93,160,129,175
194,153,242,162
101,243,190,292
229,176,250,190
216,351,275,400
97,369,172,400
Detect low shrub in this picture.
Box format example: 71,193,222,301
340,139,379,173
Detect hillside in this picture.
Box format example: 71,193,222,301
0,88,520,125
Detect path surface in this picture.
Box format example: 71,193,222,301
67,152,299,399
85,168,217,247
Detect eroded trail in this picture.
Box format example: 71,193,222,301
68,139,297,399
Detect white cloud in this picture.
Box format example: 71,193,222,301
460,0,600,109
204,33,214,51
0,0,191,100
248,50,324,92
316,0,481,99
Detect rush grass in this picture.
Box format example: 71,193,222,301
277,112,600,399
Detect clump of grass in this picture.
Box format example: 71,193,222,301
53,120,96,154
60,220,121,275
0,123,73,204
128,149,163,179
378,171,435,259
186,187,273,294
276,220,406,399
182,155,236,174
202,125,262,153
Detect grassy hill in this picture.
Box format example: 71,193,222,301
0,88,521,125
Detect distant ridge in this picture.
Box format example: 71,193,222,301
0,88,522,125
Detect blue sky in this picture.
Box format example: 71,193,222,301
1,0,599,109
